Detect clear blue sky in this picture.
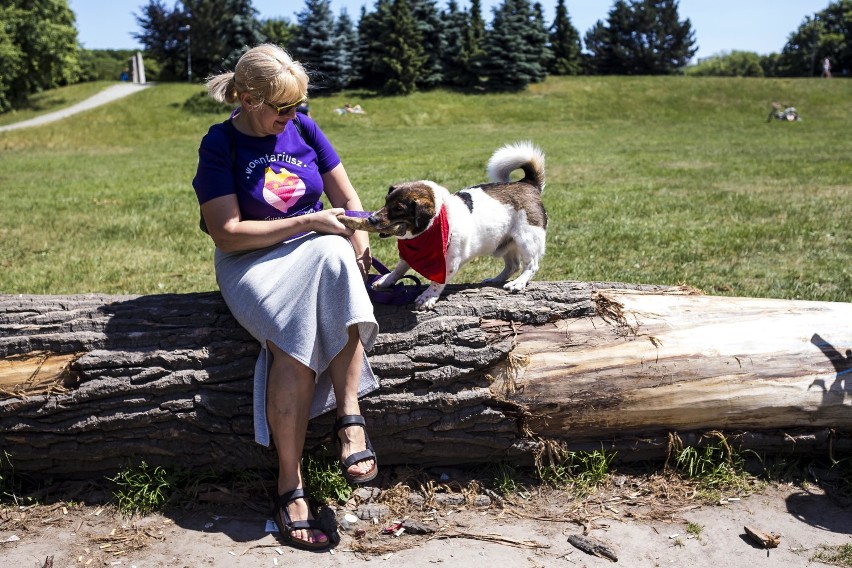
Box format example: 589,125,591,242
69,0,830,62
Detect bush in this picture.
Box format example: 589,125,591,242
687,50,765,77
182,91,235,115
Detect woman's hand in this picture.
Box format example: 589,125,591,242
308,208,354,237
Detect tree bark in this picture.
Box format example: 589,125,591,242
1,282,850,478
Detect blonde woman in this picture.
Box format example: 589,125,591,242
192,44,378,550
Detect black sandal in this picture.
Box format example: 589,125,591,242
273,488,330,551
334,415,379,484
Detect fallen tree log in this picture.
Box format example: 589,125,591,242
1,282,850,478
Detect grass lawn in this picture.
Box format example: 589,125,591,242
0,76,849,301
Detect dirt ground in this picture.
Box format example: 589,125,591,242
2,473,851,568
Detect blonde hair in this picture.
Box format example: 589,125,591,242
206,44,308,109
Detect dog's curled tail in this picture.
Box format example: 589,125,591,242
486,140,546,193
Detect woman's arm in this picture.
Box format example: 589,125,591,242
200,193,353,253
322,163,371,278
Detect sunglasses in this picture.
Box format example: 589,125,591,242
262,97,306,115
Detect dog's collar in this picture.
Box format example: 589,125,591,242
397,204,450,283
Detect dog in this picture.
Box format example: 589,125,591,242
367,141,547,310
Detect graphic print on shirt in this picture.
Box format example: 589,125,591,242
262,165,306,213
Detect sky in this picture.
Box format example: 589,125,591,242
69,0,830,62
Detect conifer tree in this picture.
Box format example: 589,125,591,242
219,0,266,71
261,18,297,50
377,0,426,94
333,10,359,88
549,0,582,75
354,1,391,90
441,0,468,87
584,0,696,75
527,2,553,82
291,0,348,93
410,0,446,89
482,0,547,91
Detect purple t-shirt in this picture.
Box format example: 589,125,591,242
192,114,341,221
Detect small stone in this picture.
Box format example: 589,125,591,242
473,495,491,507
401,520,436,535
433,494,465,506
357,503,390,521
353,487,381,502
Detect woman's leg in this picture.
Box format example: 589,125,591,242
266,341,327,546
328,326,376,479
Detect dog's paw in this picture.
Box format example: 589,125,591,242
371,274,394,289
503,280,528,293
414,292,440,311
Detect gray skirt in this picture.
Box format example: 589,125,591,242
215,233,379,447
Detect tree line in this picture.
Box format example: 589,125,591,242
0,0,849,113
135,0,699,93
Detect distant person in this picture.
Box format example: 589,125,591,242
335,103,367,115
822,57,832,78
120,69,129,81
767,102,799,122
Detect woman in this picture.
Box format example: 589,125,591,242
192,44,379,550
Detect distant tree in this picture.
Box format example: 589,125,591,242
216,1,266,71
0,7,25,112
549,0,582,75
584,0,696,75
441,0,487,89
441,0,470,88
759,53,782,77
378,0,426,94
466,0,487,82
78,49,138,82
527,2,553,82
333,10,360,89
777,0,851,77
135,0,264,81
260,18,297,51
291,0,349,93
686,51,764,77
482,0,547,91
134,0,185,81
354,2,390,90
410,0,446,89
0,0,80,112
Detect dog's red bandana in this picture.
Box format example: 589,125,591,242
397,204,450,283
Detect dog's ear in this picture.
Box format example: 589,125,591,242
413,200,436,234
387,185,396,195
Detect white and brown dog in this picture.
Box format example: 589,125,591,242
367,141,547,310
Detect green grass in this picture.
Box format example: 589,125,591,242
302,450,353,504
685,521,703,540
108,460,174,515
669,434,759,501
535,441,615,493
0,76,850,299
812,544,852,567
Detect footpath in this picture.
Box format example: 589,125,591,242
0,83,150,133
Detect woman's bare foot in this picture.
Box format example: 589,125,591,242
287,497,326,545
338,424,376,478
335,415,378,483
